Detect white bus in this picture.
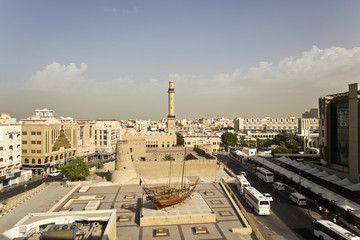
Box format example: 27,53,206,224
314,220,360,240
236,174,251,195
243,186,270,215
255,167,274,183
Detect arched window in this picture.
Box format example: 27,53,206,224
0,146,3,152
55,155,58,160
9,156,13,162
37,159,41,164
32,159,35,164
25,158,29,163
0,158,3,163
50,156,53,162
9,134,13,139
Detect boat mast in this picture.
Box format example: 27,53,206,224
169,155,172,187
181,149,186,189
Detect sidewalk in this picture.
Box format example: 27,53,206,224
0,182,72,233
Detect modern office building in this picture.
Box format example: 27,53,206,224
319,83,360,183
0,123,22,189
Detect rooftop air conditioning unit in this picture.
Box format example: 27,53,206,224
42,223,77,240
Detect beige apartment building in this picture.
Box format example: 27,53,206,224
234,116,299,132
183,134,221,152
93,120,121,161
21,116,77,175
76,120,96,162
319,83,360,183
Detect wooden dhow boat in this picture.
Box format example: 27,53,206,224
143,151,200,209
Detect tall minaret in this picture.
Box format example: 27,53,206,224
167,80,176,134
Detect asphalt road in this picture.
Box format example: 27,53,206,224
217,153,316,240
0,175,62,200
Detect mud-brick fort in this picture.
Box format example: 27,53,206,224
111,80,217,185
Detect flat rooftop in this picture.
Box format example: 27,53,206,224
50,182,253,240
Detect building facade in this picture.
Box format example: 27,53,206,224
0,124,22,189
319,83,360,183
234,116,299,132
183,134,221,152
76,120,96,162
93,120,121,161
21,117,78,175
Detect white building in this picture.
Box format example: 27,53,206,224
0,124,22,190
94,120,122,161
234,116,299,132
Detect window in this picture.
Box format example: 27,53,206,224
22,141,27,144
37,141,41,144
37,159,41,164
31,141,36,144
31,131,36,135
24,158,29,163
32,159,35,164
0,158,3,163
0,146,3,152
31,150,36,153
22,131,27,135
37,150,41,153
9,134,13,139
37,132,41,135
23,150,27,153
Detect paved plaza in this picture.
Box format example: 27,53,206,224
25,181,253,240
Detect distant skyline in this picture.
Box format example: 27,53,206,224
1,1,360,121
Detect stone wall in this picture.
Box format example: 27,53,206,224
133,159,217,179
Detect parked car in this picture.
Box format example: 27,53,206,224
263,193,273,201
48,171,61,177
272,182,285,191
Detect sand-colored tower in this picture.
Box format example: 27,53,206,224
167,80,176,134
111,140,138,184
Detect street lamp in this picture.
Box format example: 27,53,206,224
298,171,302,193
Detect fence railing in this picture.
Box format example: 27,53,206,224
221,179,265,240
0,183,46,214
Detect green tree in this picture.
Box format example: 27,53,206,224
163,154,174,161
176,133,184,146
238,136,246,146
221,132,238,147
59,157,90,180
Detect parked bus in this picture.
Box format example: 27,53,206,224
243,186,270,215
314,220,360,240
236,174,251,195
255,167,274,183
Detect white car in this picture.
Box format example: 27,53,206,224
48,171,61,177
272,182,285,191
263,193,273,201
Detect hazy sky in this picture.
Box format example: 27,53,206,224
1,1,359,121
